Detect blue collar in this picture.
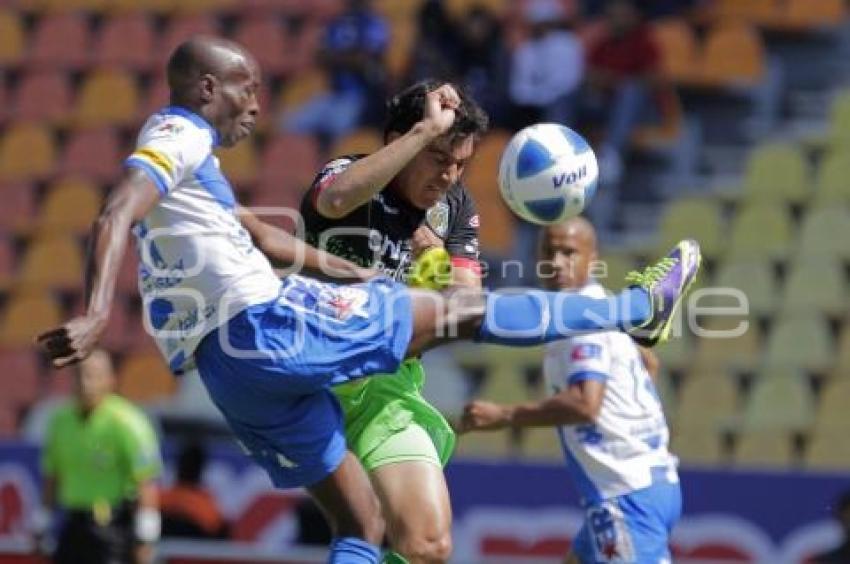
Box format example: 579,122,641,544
159,105,221,146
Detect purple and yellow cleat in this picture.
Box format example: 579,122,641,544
626,239,702,347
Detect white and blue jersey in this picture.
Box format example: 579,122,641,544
544,282,680,563
125,107,281,374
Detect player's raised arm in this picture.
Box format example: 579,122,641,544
36,170,160,368
314,84,461,219
237,206,376,283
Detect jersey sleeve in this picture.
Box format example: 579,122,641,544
563,334,612,386
303,156,358,214
445,187,481,271
124,118,207,196
119,409,163,484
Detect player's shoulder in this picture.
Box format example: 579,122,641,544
102,395,153,429
138,107,216,150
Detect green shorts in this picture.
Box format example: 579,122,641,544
332,359,456,472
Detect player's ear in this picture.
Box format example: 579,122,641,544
199,74,217,104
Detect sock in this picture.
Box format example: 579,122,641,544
329,537,380,564
477,287,651,346
382,551,410,563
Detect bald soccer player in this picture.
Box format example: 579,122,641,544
460,217,681,564
37,37,700,564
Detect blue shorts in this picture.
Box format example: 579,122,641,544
573,468,682,564
194,275,413,489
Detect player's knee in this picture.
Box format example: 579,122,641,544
397,529,453,563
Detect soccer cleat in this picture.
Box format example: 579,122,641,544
624,239,702,347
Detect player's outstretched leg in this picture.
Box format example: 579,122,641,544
405,239,702,355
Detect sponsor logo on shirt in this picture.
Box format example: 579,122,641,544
571,343,602,361
426,202,450,238
469,214,480,228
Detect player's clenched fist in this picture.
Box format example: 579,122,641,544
421,84,461,138
459,400,512,432
36,314,106,368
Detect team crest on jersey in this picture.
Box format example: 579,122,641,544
469,214,480,228
321,286,370,321
155,121,184,136
571,343,602,361
426,202,450,238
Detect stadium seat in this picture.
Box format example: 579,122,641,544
0,182,37,235
0,349,41,409
36,177,103,235
94,14,155,71
29,0,108,13
655,198,725,260
276,69,330,114
233,18,290,76
744,368,815,434
455,429,512,459
693,317,761,375
727,203,793,260
118,353,177,404
707,0,779,25
712,258,778,318
783,0,847,29
12,71,73,124
669,427,724,466
58,127,122,182
521,428,563,461
595,252,637,289
259,134,321,187
815,151,850,204
0,9,25,67
374,0,426,21
172,0,236,15
0,407,17,438
781,256,847,317
216,140,259,187
74,69,140,127
328,128,384,157
0,123,56,182
763,314,834,374
796,205,850,261
29,13,91,69
654,313,693,374
385,18,417,81
835,325,850,376
18,235,85,291
109,0,176,14
0,237,13,289
742,143,809,204
652,18,700,84
675,370,739,433
0,293,63,347
805,430,850,470
155,15,219,67
734,430,794,467
813,377,850,433
464,130,515,256
699,21,766,87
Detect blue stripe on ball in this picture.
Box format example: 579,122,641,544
516,138,555,179
559,126,591,155
525,197,566,222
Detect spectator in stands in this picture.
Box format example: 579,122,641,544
456,6,511,126
33,350,162,564
408,0,460,86
506,0,584,131
280,0,388,146
582,0,661,186
813,490,850,563
160,440,227,539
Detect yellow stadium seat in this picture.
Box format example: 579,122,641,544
652,18,700,84
455,429,513,459
0,123,56,181
693,317,761,375
783,0,847,29
815,151,850,204
521,427,563,461
0,293,63,347
328,128,383,158
385,19,417,81
835,325,850,376
781,256,847,317
805,431,850,470
655,198,725,260
216,140,258,186
727,203,793,260
796,205,850,260
464,130,515,256
734,430,794,468
37,178,102,235
669,427,724,466
700,21,766,87
712,258,778,317
744,368,814,432
18,235,85,291
277,69,330,114
675,371,740,432
813,377,850,433
118,353,177,404
74,69,140,127
763,315,834,374
742,143,809,204
709,0,779,24
0,9,24,66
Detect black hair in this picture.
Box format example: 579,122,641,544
383,79,489,142
176,440,207,485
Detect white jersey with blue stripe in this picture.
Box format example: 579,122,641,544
125,107,281,374
544,282,677,504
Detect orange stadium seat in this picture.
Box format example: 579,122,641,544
700,21,765,87
74,68,140,127
464,130,515,256
118,353,177,404
652,18,700,84
0,9,25,67
29,13,91,69
329,128,384,157
287,23,325,73
0,408,17,438
12,71,73,124
94,14,155,71
277,69,330,114
783,0,846,30
0,182,37,235
143,78,170,118
28,0,108,13
172,0,237,15
707,0,779,25
385,19,417,82
156,15,220,66
0,349,41,410
233,18,290,76
0,237,14,289
18,235,85,291
109,0,176,15
0,77,6,123
0,123,56,182
260,134,321,187
0,293,63,347
59,127,122,182
216,140,259,187
36,177,103,235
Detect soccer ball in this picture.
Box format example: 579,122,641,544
498,123,599,225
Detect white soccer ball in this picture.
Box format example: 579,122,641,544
498,123,599,225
